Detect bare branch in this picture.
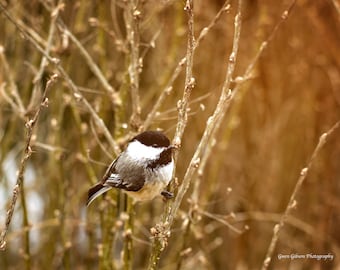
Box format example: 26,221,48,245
148,0,195,268
28,1,61,112
171,0,195,149
125,0,142,129
0,74,58,250
261,121,340,270
143,0,231,130
166,0,242,233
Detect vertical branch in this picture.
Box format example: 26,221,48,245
126,0,142,129
167,0,242,230
177,5,243,267
191,0,242,204
113,1,143,268
21,10,60,267
148,1,195,269
261,121,340,270
0,75,57,251
172,0,195,151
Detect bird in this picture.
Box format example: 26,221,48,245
86,130,175,206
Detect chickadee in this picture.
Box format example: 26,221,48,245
86,130,175,206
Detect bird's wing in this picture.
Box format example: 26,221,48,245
87,157,146,206
102,154,145,192
104,173,145,192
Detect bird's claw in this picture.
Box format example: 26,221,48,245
161,190,174,200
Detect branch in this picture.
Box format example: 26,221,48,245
261,120,340,270
148,0,195,268
0,74,58,251
125,0,142,129
164,0,242,235
28,1,60,112
172,0,195,149
169,0,241,221
143,0,231,130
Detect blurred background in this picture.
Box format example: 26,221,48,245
1,0,340,269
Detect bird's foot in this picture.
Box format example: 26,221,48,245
161,190,174,200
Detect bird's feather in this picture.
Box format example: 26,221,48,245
105,173,145,192
86,183,112,206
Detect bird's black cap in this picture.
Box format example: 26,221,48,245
132,131,170,148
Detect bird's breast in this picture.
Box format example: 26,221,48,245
125,161,174,201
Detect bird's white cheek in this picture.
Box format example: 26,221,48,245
126,141,164,160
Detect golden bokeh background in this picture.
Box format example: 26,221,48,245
0,0,339,269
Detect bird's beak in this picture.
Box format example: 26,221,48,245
167,145,177,151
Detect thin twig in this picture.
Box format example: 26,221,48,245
126,0,142,129
143,0,231,130
0,83,23,116
58,22,121,106
28,1,61,112
233,211,315,236
197,208,243,234
58,67,120,156
40,0,122,110
261,121,340,270
0,74,58,251
116,1,144,268
69,104,98,186
171,0,195,149
191,0,241,206
0,46,25,115
89,120,114,160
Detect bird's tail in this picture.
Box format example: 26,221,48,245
86,183,112,206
